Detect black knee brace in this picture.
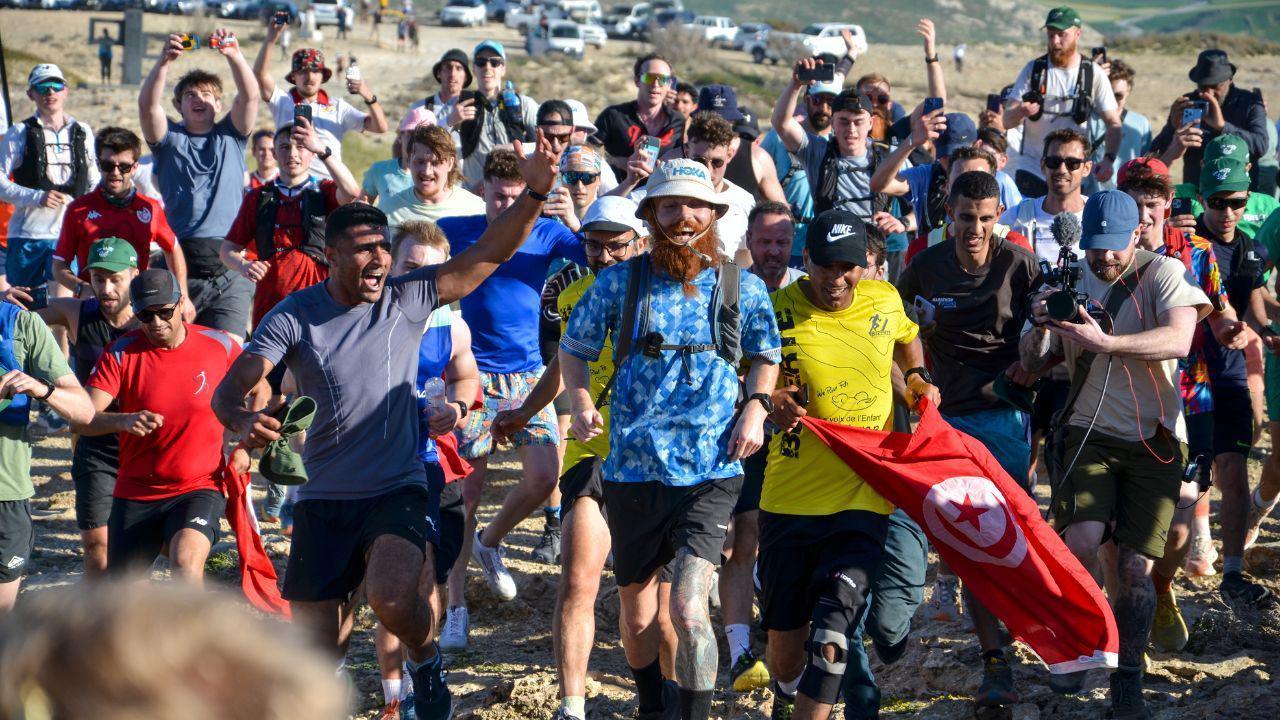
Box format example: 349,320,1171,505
798,567,871,704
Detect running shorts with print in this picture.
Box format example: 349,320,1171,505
559,456,604,523
456,369,559,459
1212,386,1254,456
5,237,55,288
71,434,119,531
1051,425,1186,558
0,500,34,583
435,473,464,585
602,475,742,587
106,488,225,572
283,483,441,602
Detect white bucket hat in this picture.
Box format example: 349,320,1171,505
635,159,729,219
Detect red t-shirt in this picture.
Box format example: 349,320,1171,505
87,324,241,501
54,188,177,279
226,179,337,326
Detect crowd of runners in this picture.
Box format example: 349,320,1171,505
0,5,1278,720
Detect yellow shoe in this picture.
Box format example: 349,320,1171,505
1152,590,1189,653
730,649,772,692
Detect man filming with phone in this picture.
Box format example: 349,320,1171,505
1019,190,1209,719
1151,49,1267,187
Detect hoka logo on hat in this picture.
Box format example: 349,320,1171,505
1222,143,1239,156
671,163,708,180
1214,167,1231,181
96,242,113,258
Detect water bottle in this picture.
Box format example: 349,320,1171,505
345,58,362,83
421,377,447,415
500,81,523,126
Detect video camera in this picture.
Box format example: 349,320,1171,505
1034,213,1109,329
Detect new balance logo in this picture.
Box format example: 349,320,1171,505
189,517,209,527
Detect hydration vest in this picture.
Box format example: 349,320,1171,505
12,117,92,198
254,181,329,266
1026,55,1095,125
0,304,33,427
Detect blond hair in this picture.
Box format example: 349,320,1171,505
0,581,345,720
394,220,451,262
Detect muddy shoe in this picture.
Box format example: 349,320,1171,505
975,652,1018,707
1152,589,1189,653
1108,668,1151,720
1221,571,1275,610
769,681,795,720
1245,493,1279,549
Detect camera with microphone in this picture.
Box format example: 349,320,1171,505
1033,213,1109,329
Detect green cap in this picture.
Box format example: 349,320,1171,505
1043,6,1082,30
85,237,139,273
1205,133,1249,165
1199,158,1250,197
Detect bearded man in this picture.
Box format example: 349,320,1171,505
560,159,781,720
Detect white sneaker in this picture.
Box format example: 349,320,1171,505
472,530,517,601
1185,533,1218,577
926,576,962,623
439,606,470,652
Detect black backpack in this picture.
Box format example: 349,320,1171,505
1026,54,1095,125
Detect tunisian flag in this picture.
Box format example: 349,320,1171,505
801,398,1117,673
217,451,291,618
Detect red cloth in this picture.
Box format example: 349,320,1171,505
434,431,472,483
226,180,337,326
217,450,290,617
54,188,177,278
800,398,1118,674
88,325,241,501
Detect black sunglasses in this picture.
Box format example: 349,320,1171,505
562,171,599,185
1043,156,1086,171
474,57,504,68
99,160,135,173
1206,196,1248,211
688,154,726,170
137,304,178,323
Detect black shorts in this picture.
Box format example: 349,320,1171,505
734,445,767,515
602,475,742,587
265,360,289,396
1213,387,1253,456
0,500,34,584
283,483,440,602
559,456,604,522
1031,376,1071,434
553,390,571,417
757,509,888,631
1185,412,1214,486
107,488,225,573
435,475,464,585
71,434,118,531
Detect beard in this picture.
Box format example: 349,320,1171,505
649,216,721,295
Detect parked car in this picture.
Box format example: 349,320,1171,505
310,0,348,27
503,0,543,31
731,22,769,51
529,19,585,60
640,7,692,40
743,22,865,65
687,15,736,46
440,0,487,26
579,22,607,48
603,2,649,38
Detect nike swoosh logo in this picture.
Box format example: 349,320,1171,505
827,232,857,243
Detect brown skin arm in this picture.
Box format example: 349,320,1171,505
212,352,282,449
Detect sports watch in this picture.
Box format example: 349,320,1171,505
904,367,933,385
747,392,774,413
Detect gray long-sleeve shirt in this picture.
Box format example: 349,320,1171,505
1151,84,1268,185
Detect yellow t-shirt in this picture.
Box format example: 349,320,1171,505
558,274,613,465
761,278,919,516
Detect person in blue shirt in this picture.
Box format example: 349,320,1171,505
560,159,781,720
435,149,587,639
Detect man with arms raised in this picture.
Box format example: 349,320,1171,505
561,159,781,720
212,133,564,720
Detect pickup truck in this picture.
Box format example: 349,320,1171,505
743,22,866,65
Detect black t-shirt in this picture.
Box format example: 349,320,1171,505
897,235,1043,416
593,100,685,180
1198,219,1266,389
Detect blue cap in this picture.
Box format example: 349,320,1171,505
936,112,977,159
473,40,506,60
1080,190,1140,251
697,84,743,122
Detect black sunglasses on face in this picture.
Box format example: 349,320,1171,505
474,57,504,68
137,304,178,323
1043,156,1086,171
99,161,135,173
1207,196,1248,211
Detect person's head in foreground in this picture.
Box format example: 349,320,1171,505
1080,189,1142,282
635,159,728,292
804,208,870,311
579,195,647,272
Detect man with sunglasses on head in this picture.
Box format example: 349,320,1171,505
79,269,255,585
0,64,99,309
594,54,686,183
51,127,188,308
455,41,538,187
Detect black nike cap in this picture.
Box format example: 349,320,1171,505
130,269,182,314
805,209,868,268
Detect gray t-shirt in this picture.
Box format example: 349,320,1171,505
246,267,440,500
149,116,248,245
800,133,874,221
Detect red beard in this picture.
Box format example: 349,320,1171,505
649,217,721,295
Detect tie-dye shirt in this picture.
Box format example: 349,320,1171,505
1162,226,1228,416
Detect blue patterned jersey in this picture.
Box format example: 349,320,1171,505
561,260,782,486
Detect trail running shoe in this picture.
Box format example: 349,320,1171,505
406,650,452,720
926,575,962,623
730,648,771,692
1221,571,1275,609
975,653,1018,707
376,699,400,720
439,606,470,652
1108,668,1151,720
1184,534,1218,577
1152,590,1189,653
533,512,562,565
1245,493,1279,549
472,530,517,600
769,681,795,720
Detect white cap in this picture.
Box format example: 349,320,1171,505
28,63,65,87
564,99,597,135
581,196,647,236
635,159,729,218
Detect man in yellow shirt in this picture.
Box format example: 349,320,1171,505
759,209,938,720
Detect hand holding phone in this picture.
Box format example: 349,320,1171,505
1091,46,1107,64
294,103,313,125
1170,197,1193,218
1181,100,1207,127
641,135,661,172
986,93,1003,114
922,96,944,116
797,63,835,83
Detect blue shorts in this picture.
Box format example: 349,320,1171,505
4,237,55,288
944,408,1033,493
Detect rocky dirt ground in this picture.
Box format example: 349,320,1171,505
5,7,1280,719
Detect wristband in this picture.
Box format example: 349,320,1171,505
525,186,550,202
904,367,933,385
37,377,55,401
925,55,939,64
451,400,469,419
317,146,333,161
365,95,378,105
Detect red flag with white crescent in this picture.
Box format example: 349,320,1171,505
800,398,1117,674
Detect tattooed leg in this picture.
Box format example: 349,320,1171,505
1114,543,1157,669
669,549,718,691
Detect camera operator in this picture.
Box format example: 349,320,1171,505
1001,7,1122,198
1020,190,1210,718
